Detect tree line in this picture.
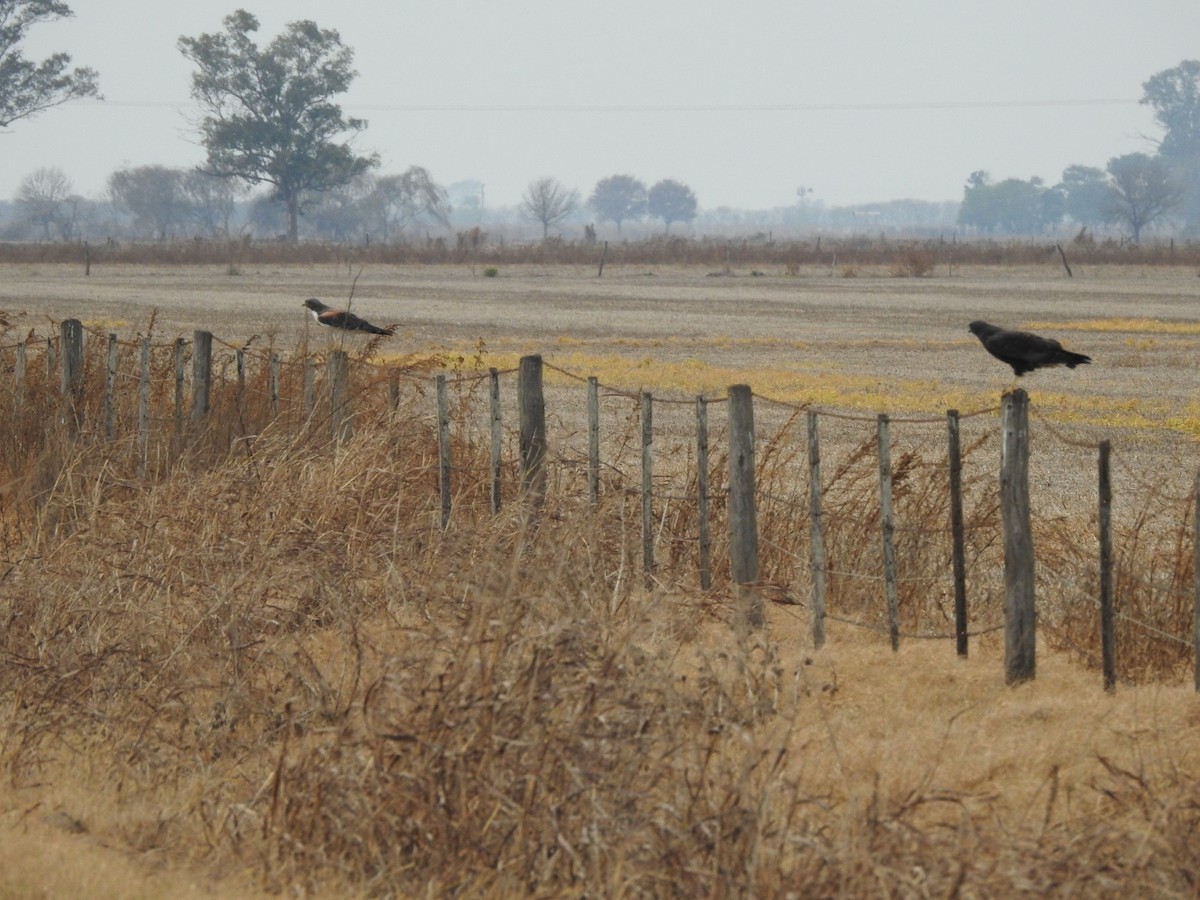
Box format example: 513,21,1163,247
5,3,1200,244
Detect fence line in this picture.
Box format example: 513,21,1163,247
6,322,1200,692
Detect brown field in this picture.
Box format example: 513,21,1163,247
2,260,1200,897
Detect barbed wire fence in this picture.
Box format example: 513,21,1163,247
6,318,1200,692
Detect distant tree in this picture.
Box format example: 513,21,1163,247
1104,152,1183,242
0,1,99,128
521,177,579,239
183,170,245,237
108,165,192,239
958,172,1060,234
178,10,378,242
1142,61,1200,233
647,179,698,232
308,175,372,241
15,166,77,239
588,174,647,233
1056,165,1111,227
365,167,451,240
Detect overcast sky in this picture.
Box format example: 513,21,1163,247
5,1,1199,212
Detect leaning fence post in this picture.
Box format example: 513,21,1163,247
727,384,763,631
1098,439,1116,692
329,350,351,442
59,319,84,432
947,409,968,656
696,395,712,592
878,413,900,651
807,410,827,649
489,367,502,514
269,352,281,418
1001,389,1036,684
190,331,212,428
437,374,451,529
587,376,600,505
518,354,546,507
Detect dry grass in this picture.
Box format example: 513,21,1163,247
2,296,1200,896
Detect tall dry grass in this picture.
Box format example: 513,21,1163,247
2,319,1199,896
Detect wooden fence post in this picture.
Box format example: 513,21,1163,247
878,413,900,651
329,350,351,442
1001,389,1036,684
173,337,186,441
587,376,600,505
270,352,281,418
518,354,546,506
1194,469,1200,693
14,341,25,411
807,410,827,649
59,319,84,432
1098,439,1115,692
641,391,654,585
190,331,212,428
489,367,502,514
437,374,451,529
696,395,712,592
727,384,763,631
303,358,315,415
138,338,151,470
947,409,968,656
104,333,118,440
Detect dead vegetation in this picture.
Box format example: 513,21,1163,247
1,305,1199,897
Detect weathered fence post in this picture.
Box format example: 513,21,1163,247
518,354,546,507
587,376,600,505
1001,389,1036,684
1098,439,1116,692
59,319,84,432
696,395,712,592
104,333,118,440
329,350,351,442
190,331,212,428
303,358,315,415
807,410,827,649
641,391,654,586
489,367,502,514
173,337,186,440
947,409,968,656
878,414,900,651
727,384,763,631
14,341,25,411
138,338,151,469
1194,469,1200,693
437,374,451,529
269,352,281,418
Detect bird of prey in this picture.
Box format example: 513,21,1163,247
303,298,394,336
968,320,1091,377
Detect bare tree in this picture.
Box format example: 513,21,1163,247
184,170,245,237
363,167,451,240
521,177,579,239
15,165,77,239
1105,153,1183,242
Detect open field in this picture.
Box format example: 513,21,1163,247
2,261,1200,896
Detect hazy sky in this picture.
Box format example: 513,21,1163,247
5,1,1199,212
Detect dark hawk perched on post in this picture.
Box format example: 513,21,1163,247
303,298,394,336
968,320,1091,377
